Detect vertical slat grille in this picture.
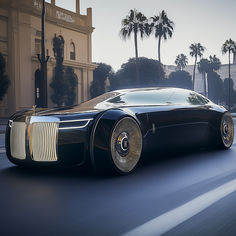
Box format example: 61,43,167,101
31,122,58,162
10,122,26,159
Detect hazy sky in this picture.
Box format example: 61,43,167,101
53,0,236,71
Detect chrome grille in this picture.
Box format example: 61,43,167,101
10,122,26,159
31,122,59,162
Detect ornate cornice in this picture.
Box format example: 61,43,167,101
0,0,94,34
31,56,97,70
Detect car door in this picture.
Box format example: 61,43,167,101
147,89,211,151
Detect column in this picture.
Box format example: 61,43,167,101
76,0,80,14
8,9,20,114
82,69,88,101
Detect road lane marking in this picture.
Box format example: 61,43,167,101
0,148,5,154
123,178,236,236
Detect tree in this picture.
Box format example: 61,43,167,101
150,10,174,63
207,71,223,104
120,9,149,85
167,70,192,89
198,55,221,74
112,57,164,90
197,58,210,96
209,55,221,71
175,54,188,71
223,78,236,108
0,53,10,101
63,67,78,106
207,55,222,104
50,34,77,106
90,63,114,98
222,38,236,111
198,55,222,100
189,43,205,90
198,58,210,73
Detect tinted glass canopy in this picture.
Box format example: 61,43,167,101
78,88,210,111
104,88,209,107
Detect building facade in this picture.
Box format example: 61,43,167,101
0,0,96,117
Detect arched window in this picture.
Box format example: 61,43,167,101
70,42,75,60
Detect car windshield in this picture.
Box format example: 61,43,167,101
78,91,119,110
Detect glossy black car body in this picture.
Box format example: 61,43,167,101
5,87,234,174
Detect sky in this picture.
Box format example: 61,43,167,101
52,0,236,71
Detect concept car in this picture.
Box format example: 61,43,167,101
6,87,234,174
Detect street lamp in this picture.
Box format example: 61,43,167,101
228,52,231,112
37,0,49,108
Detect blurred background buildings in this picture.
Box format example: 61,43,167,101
165,57,236,95
0,0,96,117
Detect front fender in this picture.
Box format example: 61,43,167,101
90,109,135,173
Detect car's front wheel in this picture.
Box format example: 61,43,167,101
91,111,143,175
110,117,142,174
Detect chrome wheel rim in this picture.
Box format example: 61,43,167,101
115,132,130,156
110,117,142,173
221,113,234,148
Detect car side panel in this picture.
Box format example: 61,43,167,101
125,104,224,152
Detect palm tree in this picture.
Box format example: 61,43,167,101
189,43,205,90
198,55,221,99
175,54,188,71
209,55,221,71
198,58,210,97
150,10,174,63
120,9,149,85
222,38,236,111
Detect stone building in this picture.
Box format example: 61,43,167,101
0,0,96,117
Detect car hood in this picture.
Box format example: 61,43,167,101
9,104,104,122
35,105,102,116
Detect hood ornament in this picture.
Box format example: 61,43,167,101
32,105,37,115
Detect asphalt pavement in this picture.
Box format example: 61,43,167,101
0,134,4,155
0,118,6,154
0,121,236,236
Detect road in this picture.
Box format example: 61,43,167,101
0,122,236,236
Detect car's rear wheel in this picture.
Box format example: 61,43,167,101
219,112,234,149
110,117,142,174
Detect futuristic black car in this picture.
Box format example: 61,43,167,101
6,87,234,174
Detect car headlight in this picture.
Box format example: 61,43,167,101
59,118,93,130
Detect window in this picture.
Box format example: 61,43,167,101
170,89,209,105
35,38,41,54
107,88,174,106
106,88,210,106
70,42,75,60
